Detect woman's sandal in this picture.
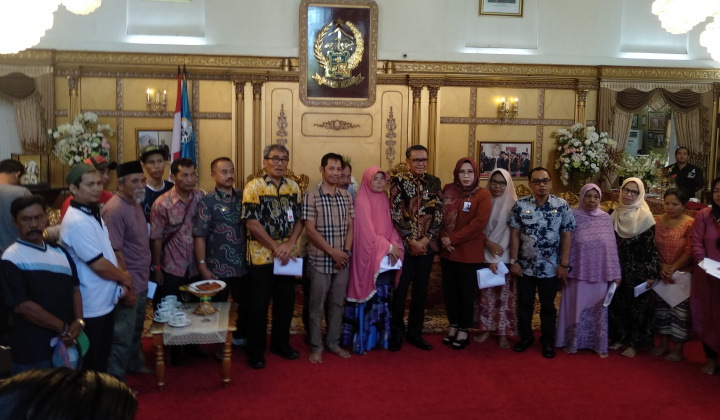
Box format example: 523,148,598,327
452,329,470,350
443,325,458,346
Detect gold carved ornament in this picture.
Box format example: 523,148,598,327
312,19,365,89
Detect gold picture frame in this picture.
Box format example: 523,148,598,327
478,141,533,178
299,0,378,108
137,129,173,156
480,0,523,17
12,154,49,186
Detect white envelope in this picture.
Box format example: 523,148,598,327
603,282,617,307
147,281,158,299
633,280,657,297
653,271,691,308
477,261,509,289
378,255,402,274
273,257,304,276
702,258,720,280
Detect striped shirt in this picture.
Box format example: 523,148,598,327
302,184,354,273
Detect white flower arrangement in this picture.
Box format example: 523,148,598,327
553,123,616,186
50,112,114,167
615,152,666,188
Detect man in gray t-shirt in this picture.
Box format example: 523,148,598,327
0,160,31,255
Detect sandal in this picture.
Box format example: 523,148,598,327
452,329,470,350
443,325,458,346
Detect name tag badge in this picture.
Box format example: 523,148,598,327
287,209,295,222
462,201,472,212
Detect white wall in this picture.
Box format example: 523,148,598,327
32,0,718,68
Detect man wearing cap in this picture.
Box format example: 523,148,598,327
101,161,153,380
60,164,135,373
60,156,117,220
140,145,174,224
1,195,83,374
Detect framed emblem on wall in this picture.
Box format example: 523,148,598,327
299,0,378,107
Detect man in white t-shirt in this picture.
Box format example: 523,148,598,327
60,164,135,373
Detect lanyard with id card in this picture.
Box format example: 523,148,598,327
462,199,472,213
287,208,295,222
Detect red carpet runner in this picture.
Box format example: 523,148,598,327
130,334,720,420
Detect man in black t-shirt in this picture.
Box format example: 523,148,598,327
665,147,704,199
140,145,174,224
0,196,83,374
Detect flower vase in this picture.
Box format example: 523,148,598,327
569,171,583,193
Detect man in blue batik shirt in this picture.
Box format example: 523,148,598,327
508,167,575,359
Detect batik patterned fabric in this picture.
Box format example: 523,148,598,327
242,174,301,266
342,272,393,355
389,172,443,252
475,275,518,337
508,194,576,278
193,188,247,279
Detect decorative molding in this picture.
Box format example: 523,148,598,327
66,75,79,92
427,86,440,99
538,88,545,119
385,106,397,167
117,117,124,163
194,112,232,120
116,79,123,110
536,126,543,168
276,104,288,145
56,110,68,117
53,110,230,119
53,51,284,70
599,67,720,81
395,62,599,78
313,119,360,131
586,120,597,127
469,88,477,158
576,89,589,103
252,82,263,98
192,79,199,113
411,86,423,99
440,117,575,126
235,81,245,98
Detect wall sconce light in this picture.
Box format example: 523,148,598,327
146,88,167,111
497,97,518,122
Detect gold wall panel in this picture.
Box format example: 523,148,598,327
198,80,232,113
197,119,233,191
585,90,598,122
54,76,68,112
439,87,471,118
123,78,183,112
544,90,576,120
380,90,406,171
80,78,115,111
301,113,374,137
475,88,540,119
543,126,566,192
476,124,537,143
438,124,471,184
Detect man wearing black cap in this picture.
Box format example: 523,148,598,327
60,156,117,220
140,146,174,224
60,164,135,373
101,161,153,380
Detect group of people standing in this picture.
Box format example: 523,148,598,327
481,150,530,177
1,142,720,381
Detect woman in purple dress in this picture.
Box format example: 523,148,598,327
555,183,621,357
690,176,720,374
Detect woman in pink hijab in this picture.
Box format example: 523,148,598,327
341,167,404,354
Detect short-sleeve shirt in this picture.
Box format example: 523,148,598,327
193,188,247,279
0,184,31,254
143,180,174,223
302,183,354,274
665,163,704,198
60,202,120,318
242,175,302,266
101,194,151,293
0,240,79,364
509,194,576,278
150,187,205,278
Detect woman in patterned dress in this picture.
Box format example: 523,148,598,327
555,184,621,357
473,168,518,348
608,177,660,357
650,188,694,362
342,167,404,354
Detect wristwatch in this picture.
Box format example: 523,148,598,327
509,259,517,265
149,264,161,273
342,249,352,257
76,318,86,330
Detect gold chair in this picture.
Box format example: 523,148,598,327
387,162,410,178
514,184,531,198
245,169,310,195
557,191,579,207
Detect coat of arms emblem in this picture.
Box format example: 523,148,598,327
312,18,365,89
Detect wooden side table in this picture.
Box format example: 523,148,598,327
150,302,237,390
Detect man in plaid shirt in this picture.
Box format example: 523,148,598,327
302,153,354,363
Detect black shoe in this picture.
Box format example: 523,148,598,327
406,336,433,351
388,338,403,352
443,326,458,346
270,345,300,360
452,329,470,350
513,339,534,352
248,358,266,369
542,343,556,359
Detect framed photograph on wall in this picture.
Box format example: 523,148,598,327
477,141,533,178
137,130,172,154
12,154,49,186
480,0,523,17
648,112,665,131
653,133,666,148
632,114,638,128
299,0,378,107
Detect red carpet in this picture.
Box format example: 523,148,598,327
130,334,720,420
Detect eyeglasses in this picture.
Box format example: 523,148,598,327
411,158,429,165
621,187,640,197
489,180,507,187
265,156,289,164
340,174,351,180
530,178,550,185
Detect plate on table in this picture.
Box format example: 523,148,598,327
153,315,170,323
168,319,191,328
188,280,227,295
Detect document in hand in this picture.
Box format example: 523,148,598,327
701,258,720,280
378,255,402,274
477,261,509,289
603,282,617,307
633,280,657,298
653,271,691,308
273,257,304,276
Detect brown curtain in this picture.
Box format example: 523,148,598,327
597,87,616,133
0,73,36,100
616,88,702,113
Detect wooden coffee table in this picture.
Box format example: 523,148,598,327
150,302,237,390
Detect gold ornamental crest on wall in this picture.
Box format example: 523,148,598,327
312,18,365,89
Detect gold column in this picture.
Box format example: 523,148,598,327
234,81,246,186
427,86,440,174
67,74,80,122
576,89,588,125
411,86,423,146
252,82,263,174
